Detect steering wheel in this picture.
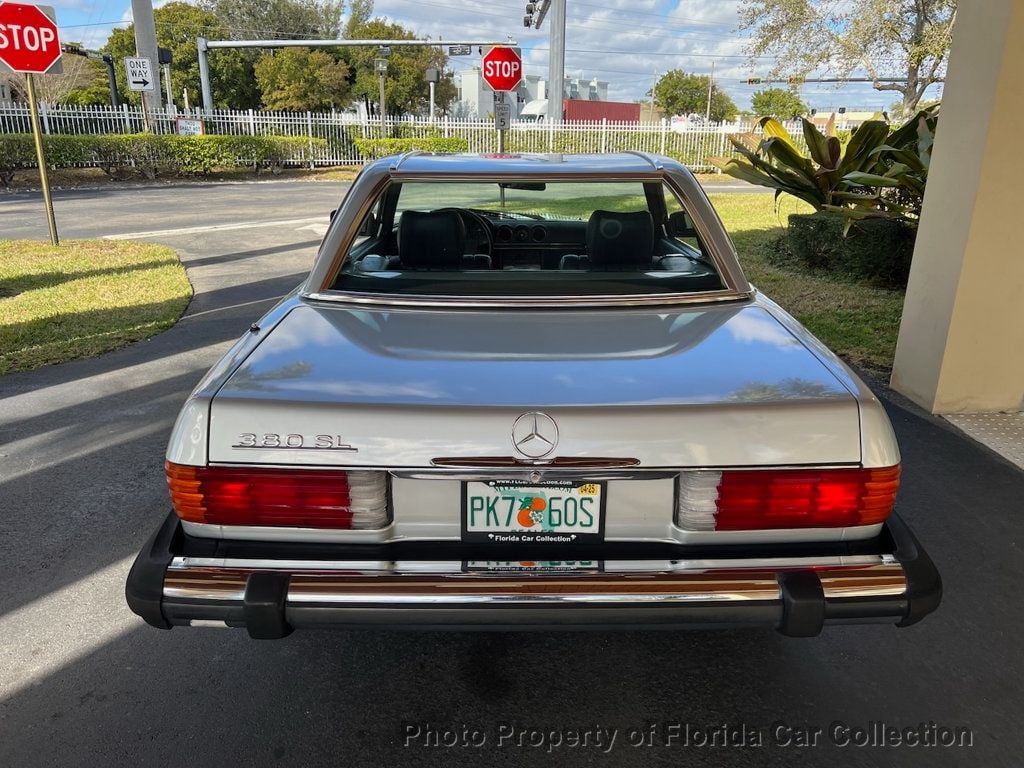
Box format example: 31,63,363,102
435,207,494,256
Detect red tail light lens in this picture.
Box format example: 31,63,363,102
166,462,389,529
678,465,900,531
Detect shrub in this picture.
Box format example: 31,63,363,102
784,212,916,288
353,136,468,159
0,133,326,184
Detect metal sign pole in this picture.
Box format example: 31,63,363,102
379,71,386,135
497,91,506,153
25,74,59,246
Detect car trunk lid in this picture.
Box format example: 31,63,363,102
207,301,861,468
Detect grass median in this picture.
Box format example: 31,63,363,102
709,192,905,377
0,239,192,375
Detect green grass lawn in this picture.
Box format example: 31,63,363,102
0,239,192,375
711,193,905,376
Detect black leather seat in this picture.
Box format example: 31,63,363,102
398,210,466,270
586,210,655,269
398,210,491,270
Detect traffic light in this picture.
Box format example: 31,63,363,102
524,14,532,27
746,77,762,85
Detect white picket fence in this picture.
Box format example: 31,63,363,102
0,102,807,172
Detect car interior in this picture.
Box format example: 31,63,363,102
331,180,726,295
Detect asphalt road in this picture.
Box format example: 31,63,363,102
1,181,1021,768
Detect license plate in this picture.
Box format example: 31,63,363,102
464,560,602,572
461,480,605,544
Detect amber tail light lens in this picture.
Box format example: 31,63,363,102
677,465,901,531
166,461,389,529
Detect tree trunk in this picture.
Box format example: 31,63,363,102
902,62,922,114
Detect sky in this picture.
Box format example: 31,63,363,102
50,0,943,113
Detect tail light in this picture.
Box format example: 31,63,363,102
677,465,900,531
166,462,389,529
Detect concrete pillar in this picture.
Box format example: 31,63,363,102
891,0,1024,413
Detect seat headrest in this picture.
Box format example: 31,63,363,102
398,210,466,269
586,210,655,268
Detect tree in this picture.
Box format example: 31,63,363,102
344,17,455,117
199,0,343,40
104,2,259,109
739,0,955,115
255,48,350,110
750,87,807,119
650,70,737,122
3,48,109,104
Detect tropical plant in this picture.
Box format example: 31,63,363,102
831,106,938,226
712,106,938,229
712,115,891,210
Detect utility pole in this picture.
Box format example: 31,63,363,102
705,60,715,122
528,0,565,123
547,0,565,123
130,0,162,117
197,36,211,110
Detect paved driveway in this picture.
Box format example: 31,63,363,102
0,182,1020,767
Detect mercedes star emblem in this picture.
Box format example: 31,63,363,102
511,411,559,459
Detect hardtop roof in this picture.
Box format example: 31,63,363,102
382,151,681,177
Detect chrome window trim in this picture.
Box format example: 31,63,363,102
305,154,754,307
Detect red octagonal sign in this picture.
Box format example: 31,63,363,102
0,2,62,74
481,46,522,92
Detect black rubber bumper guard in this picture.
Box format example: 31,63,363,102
125,511,941,639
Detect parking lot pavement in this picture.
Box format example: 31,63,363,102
1,182,1021,768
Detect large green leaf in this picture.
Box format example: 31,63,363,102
758,116,797,149
842,171,902,187
868,145,926,172
839,121,890,175
801,118,836,169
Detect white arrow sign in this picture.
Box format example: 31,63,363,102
124,56,154,91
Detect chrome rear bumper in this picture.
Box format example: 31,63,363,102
126,512,940,638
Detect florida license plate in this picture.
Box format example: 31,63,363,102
461,480,605,544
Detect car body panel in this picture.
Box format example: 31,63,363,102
201,296,863,468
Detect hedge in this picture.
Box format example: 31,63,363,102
352,136,468,159
0,133,327,185
784,212,916,288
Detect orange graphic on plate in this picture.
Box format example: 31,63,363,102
517,496,545,527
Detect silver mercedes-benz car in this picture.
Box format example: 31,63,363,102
126,152,940,638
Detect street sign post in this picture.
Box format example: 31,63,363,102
481,46,522,153
374,58,388,134
0,2,62,245
494,98,511,131
481,45,523,92
124,56,155,91
125,56,155,131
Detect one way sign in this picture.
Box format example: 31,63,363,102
124,56,154,91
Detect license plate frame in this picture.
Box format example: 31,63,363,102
461,479,606,544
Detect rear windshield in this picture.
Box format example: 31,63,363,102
331,180,725,297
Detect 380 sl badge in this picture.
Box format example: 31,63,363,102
232,433,357,451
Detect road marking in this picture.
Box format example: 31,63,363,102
103,216,325,240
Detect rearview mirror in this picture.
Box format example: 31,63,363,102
499,182,546,191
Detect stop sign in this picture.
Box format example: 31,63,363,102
0,2,62,74
481,46,522,92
